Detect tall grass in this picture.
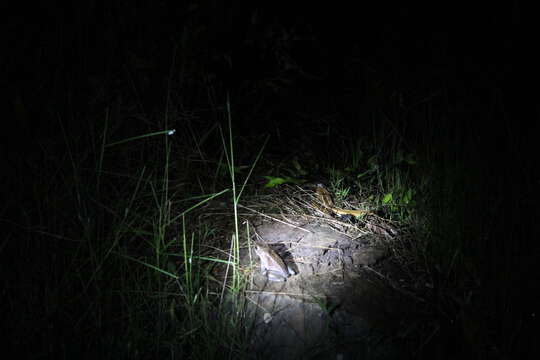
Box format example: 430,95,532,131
4,64,534,359
2,96,268,358
361,98,536,358
311,90,535,358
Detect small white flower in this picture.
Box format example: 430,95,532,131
168,129,176,135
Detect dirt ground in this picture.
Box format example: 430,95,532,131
241,219,417,359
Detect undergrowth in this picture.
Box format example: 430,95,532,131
3,71,535,360
3,100,260,358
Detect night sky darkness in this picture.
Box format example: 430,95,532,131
3,0,539,358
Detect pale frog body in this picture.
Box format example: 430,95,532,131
254,242,296,282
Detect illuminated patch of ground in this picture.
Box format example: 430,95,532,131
242,220,415,359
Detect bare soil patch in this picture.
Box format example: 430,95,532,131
241,219,416,359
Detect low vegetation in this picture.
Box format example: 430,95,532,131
4,5,535,359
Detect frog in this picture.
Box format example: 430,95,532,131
253,241,296,282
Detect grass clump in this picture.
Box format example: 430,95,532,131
3,98,265,358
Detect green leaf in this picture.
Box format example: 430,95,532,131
263,176,304,188
403,188,413,204
405,153,416,165
357,170,371,179
382,193,393,204
292,159,302,171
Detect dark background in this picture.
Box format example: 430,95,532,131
3,0,539,358
5,1,534,141
5,0,537,213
